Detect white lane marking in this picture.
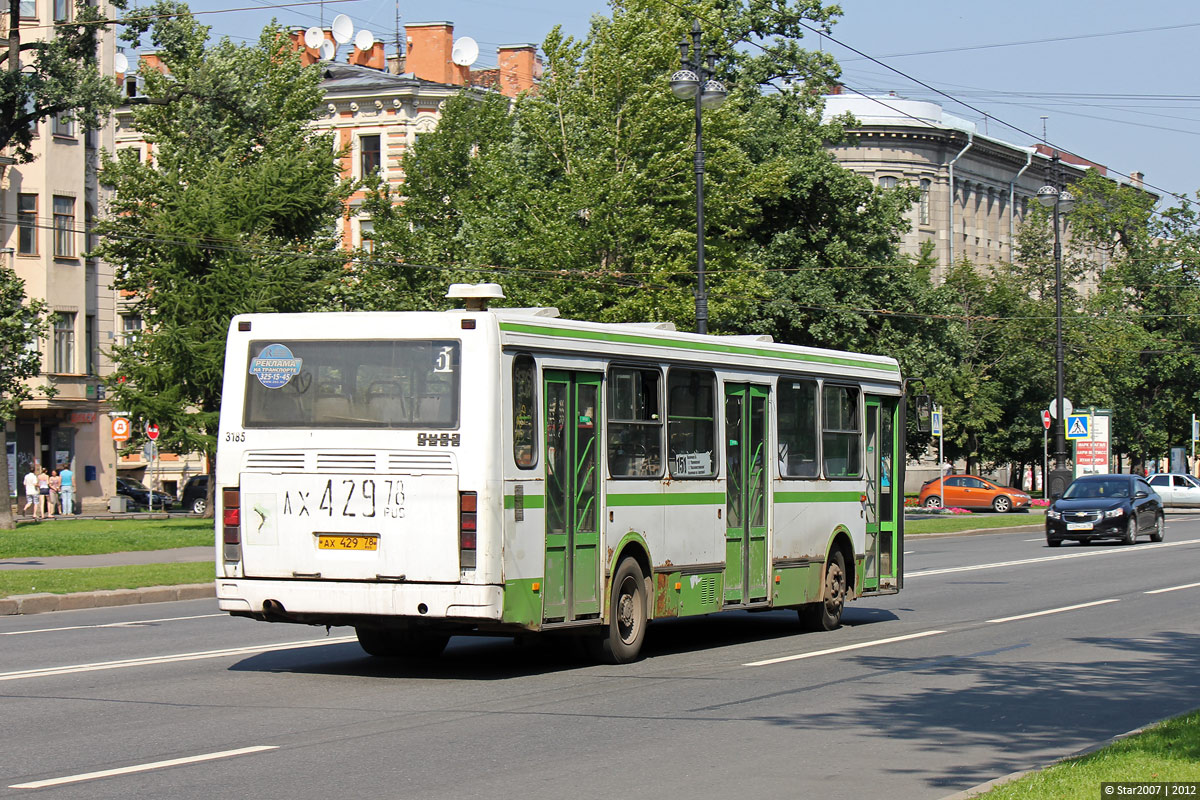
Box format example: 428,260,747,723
744,629,946,667
0,636,356,682
987,598,1120,624
1145,581,1200,595
1024,538,1043,542
10,745,278,789
0,613,225,636
908,537,1200,578
903,551,914,555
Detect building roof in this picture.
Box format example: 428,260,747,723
318,61,450,95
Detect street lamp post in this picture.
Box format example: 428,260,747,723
670,20,726,335
1036,153,1075,495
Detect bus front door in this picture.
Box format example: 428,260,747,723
724,384,770,605
863,396,900,593
543,371,602,623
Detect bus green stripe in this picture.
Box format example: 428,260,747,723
504,494,545,510
498,322,899,374
774,491,863,503
607,492,724,507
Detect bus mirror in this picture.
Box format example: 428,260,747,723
914,395,932,434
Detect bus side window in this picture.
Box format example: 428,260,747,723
822,384,862,478
777,377,819,478
608,366,663,478
667,368,715,478
513,354,537,468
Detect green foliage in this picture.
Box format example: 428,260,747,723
0,518,212,558
0,562,214,598
0,266,50,419
91,5,349,462
0,0,126,162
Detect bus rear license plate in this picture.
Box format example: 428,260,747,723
1066,522,1093,531
318,535,379,551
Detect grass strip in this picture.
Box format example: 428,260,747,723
976,710,1200,798
906,511,1044,535
0,562,215,598
1,518,212,558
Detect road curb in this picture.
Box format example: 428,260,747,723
0,583,215,616
939,707,1200,799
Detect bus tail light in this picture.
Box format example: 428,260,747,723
460,491,477,569
222,487,242,561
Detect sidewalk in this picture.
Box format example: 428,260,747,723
0,546,213,571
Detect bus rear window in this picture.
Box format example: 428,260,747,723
243,340,460,428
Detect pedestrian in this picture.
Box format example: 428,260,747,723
48,470,61,516
36,467,50,520
59,464,74,516
22,467,38,517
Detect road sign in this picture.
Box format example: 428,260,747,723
931,409,942,437
1048,398,1074,420
1065,414,1090,440
146,423,160,441
1041,410,1051,430
111,417,131,442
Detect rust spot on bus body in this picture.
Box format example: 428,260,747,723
654,572,678,618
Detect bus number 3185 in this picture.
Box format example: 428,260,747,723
281,479,406,519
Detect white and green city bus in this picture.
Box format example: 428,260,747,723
214,284,906,662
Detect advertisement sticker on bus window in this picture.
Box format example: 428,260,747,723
249,343,303,389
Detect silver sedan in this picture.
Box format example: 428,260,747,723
1146,473,1200,507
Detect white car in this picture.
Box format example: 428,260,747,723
1146,473,1200,507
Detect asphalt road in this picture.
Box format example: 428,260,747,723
2,512,1199,799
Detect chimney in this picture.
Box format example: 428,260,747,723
287,26,329,67
405,22,458,85
1130,171,1144,190
350,41,387,70
497,43,539,97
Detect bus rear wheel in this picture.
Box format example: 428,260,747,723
589,557,647,664
800,550,847,632
355,626,449,659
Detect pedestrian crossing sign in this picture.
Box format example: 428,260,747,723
1065,414,1090,440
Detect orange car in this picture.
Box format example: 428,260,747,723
918,474,1031,512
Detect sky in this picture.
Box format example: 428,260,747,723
168,0,1200,207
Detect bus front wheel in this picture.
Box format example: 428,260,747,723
800,549,847,632
355,626,448,659
590,557,648,664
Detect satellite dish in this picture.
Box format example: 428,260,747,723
354,29,375,52
319,40,336,61
331,14,354,45
451,36,479,67
113,52,129,73
303,26,324,50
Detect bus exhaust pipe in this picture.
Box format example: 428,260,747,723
262,599,289,620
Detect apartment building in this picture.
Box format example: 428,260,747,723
2,0,122,513
821,92,1146,280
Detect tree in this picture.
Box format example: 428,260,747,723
1,0,124,163
91,5,348,504
0,266,50,529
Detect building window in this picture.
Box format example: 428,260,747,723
20,0,36,18
608,366,662,478
359,134,381,176
17,194,38,255
512,354,537,468
85,314,96,375
53,0,70,22
919,179,931,225
777,377,819,478
359,219,374,254
53,196,75,257
53,312,75,374
24,95,37,134
822,384,861,478
122,313,143,346
878,176,898,189
667,369,716,478
52,113,74,137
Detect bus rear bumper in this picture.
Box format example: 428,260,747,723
216,579,504,623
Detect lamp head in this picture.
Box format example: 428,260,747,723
670,69,700,100
1036,185,1059,209
1058,190,1076,213
700,79,727,109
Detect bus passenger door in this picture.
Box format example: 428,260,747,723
863,396,900,593
724,384,770,605
543,371,602,623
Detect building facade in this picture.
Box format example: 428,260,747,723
2,0,123,513
821,93,1140,280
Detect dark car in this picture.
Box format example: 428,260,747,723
115,476,175,511
181,475,209,515
1045,473,1164,547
